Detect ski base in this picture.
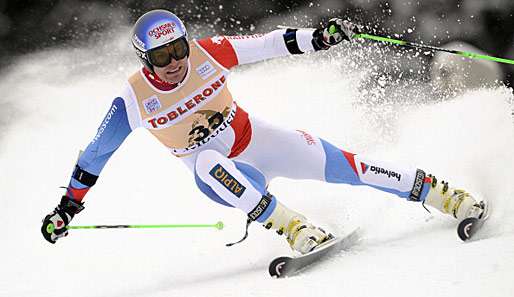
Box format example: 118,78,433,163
269,228,361,278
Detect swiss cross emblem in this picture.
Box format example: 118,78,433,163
211,36,224,45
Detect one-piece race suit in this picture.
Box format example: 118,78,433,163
66,29,431,222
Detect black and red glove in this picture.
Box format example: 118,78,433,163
41,196,84,244
313,18,362,50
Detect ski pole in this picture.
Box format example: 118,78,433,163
353,33,514,65
46,221,224,233
67,221,224,230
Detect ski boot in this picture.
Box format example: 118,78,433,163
423,175,488,221
263,201,333,254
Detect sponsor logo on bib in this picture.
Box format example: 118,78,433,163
142,96,162,114
144,75,227,129
196,61,216,80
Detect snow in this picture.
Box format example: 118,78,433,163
1,33,514,297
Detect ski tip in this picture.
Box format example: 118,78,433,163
457,200,491,242
269,256,291,278
457,217,480,241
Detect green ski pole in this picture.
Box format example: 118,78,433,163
353,33,514,65
46,221,224,233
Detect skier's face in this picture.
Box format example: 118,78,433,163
153,56,189,84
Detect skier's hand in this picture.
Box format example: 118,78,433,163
313,18,362,50
41,196,84,244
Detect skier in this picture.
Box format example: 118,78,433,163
42,9,487,254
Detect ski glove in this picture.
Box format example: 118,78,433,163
41,196,84,244
313,18,361,50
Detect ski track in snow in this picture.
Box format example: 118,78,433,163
1,33,514,297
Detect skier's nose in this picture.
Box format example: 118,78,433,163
167,58,179,68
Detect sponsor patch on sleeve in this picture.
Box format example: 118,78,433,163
209,164,246,198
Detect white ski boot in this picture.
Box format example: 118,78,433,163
263,201,333,254
423,175,487,220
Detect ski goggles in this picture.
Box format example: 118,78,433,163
147,37,189,67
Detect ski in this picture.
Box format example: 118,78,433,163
457,200,490,241
269,228,361,278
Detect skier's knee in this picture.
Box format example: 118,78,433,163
195,149,224,177
234,161,267,194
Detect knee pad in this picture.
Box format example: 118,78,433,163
194,150,233,206
194,150,268,213
195,149,224,176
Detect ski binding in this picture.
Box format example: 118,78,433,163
269,228,361,278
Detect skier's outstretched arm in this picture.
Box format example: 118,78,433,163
41,93,137,244
196,18,360,68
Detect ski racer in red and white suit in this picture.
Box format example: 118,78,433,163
42,11,486,254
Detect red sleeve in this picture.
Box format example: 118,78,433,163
197,37,239,69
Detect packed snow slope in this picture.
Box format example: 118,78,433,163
1,32,513,297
